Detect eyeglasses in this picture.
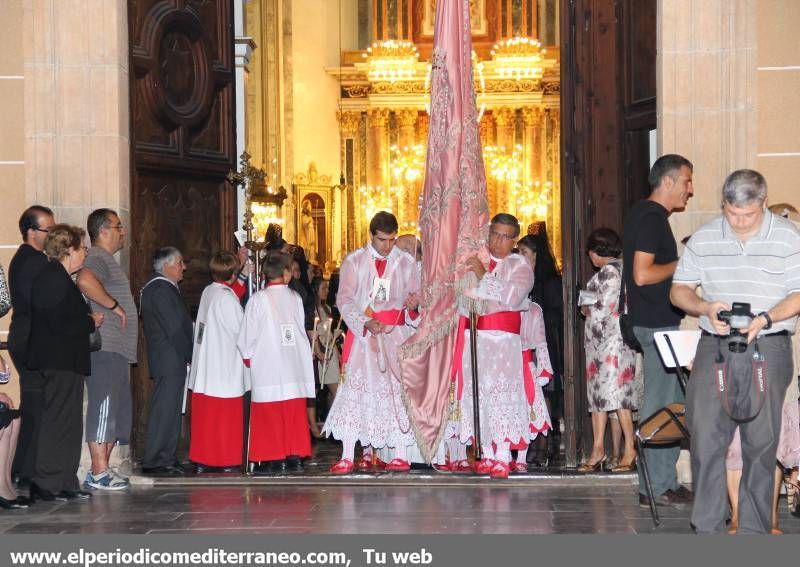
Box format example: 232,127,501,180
489,230,516,242
107,225,124,231
33,227,51,234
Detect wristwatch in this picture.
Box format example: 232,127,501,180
758,311,772,330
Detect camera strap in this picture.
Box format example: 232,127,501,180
713,338,767,423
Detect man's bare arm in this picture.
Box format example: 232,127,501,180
632,251,678,287
76,269,128,328
670,282,730,335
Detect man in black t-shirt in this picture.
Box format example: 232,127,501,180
622,154,694,508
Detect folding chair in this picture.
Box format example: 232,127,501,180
636,334,691,526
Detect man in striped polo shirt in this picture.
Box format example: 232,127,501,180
77,209,138,490
671,169,800,534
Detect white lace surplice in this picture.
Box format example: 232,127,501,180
450,252,534,446
521,302,552,437
322,245,420,449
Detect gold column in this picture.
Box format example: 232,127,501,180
493,107,516,214
551,108,562,266
494,107,516,151
367,108,390,189
479,112,496,146
416,114,429,146
521,107,542,187
396,109,418,230
337,110,360,260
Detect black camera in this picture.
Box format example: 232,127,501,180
717,302,754,353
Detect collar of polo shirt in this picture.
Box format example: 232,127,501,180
721,208,773,242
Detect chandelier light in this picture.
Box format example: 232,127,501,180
362,40,420,83
490,36,546,81
359,185,402,221
389,144,426,184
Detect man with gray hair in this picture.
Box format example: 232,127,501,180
140,247,193,475
671,169,800,533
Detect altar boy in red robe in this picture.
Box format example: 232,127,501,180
237,251,315,475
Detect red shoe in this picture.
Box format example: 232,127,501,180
510,461,528,473
490,461,510,479
473,458,495,475
330,459,354,475
372,456,388,471
450,459,473,473
356,455,373,471
385,458,411,472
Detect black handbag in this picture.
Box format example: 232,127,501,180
0,401,20,430
613,262,642,352
84,296,102,353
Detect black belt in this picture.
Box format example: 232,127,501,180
701,330,790,338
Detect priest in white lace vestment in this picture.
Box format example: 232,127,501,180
323,212,422,474
449,213,534,479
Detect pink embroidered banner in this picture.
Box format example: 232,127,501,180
398,0,489,462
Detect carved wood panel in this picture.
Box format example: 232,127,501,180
128,0,237,459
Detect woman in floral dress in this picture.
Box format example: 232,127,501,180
579,228,638,473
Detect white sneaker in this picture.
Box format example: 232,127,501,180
84,470,129,491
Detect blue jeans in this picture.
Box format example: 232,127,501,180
634,326,684,497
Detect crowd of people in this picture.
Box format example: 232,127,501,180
0,154,797,535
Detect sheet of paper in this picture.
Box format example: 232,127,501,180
654,330,701,368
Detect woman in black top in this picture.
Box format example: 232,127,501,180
26,225,103,502
518,228,564,466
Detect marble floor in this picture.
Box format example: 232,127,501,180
3,437,799,535
2,480,800,535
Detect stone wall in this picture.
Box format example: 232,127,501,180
0,0,132,476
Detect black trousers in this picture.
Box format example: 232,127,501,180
143,374,184,468
31,369,84,493
10,356,44,481
687,334,792,534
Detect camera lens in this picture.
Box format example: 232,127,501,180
728,335,748,353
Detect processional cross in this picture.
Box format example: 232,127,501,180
227,152,267,296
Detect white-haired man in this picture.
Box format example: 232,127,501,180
140,247,193,475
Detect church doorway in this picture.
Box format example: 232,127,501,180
126,0,657,471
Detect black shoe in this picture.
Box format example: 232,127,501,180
638,489,691,509
0,496,30,509
59,490,92,500
141,465,183,476
665,486,693,505
252,461,284,476
29,482,66,502
285,456,304,473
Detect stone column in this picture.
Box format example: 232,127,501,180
367,108,390,189
658,0,758,241
22,0,132,477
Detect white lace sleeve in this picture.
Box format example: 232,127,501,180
0,265,10,318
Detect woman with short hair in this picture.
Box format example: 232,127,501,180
27,225,103,501
579,228,639,473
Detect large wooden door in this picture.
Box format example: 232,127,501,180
128,0,237,458
560,0,656,466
